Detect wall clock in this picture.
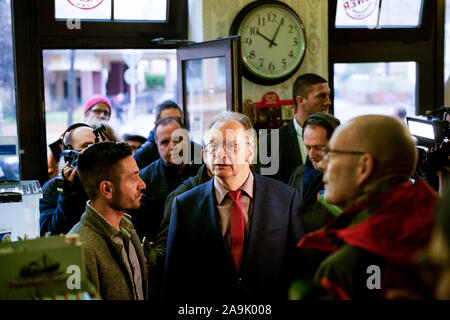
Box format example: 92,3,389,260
230,0,306,85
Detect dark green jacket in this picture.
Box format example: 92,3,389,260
69,204,148,300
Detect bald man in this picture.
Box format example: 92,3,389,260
298,115,439,299
40,126,97,235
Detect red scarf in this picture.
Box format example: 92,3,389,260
297,179,438,265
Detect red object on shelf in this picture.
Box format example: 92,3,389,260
255,92,295,109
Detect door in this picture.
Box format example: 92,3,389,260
177,36,242,145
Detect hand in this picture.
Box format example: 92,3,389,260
62,161,77,183
256,30,277,47
269,19,283,48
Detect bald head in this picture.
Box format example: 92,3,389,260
323,115,418,209
333,115,417,181
66,126,96,151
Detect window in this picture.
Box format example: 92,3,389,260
334,62,416,124
43,49,177,145
39,0,186,39
329,0,441,121
0,0,19,180
55,0,168,22
335,0,423,28
12,1,240,184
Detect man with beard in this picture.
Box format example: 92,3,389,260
69,142,148,300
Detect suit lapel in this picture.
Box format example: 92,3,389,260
241,174,267,271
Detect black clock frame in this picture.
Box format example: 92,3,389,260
229,0,306,86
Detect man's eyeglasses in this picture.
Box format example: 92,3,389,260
204,142,247,154
91,108,111,117
320,147,365,163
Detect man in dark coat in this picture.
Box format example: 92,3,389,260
164,112,307,301
257,73,331,183
40,125,96,235
288,112,341,233
133,100,201,169
131,116,202,242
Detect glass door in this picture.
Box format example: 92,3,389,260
177,36,242,145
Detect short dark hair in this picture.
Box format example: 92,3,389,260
155,100,183,121
303,112,340,140
292,73,328,104
122,133,147,145
77,142,132,201
154,116,184,141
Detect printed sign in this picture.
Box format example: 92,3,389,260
342,0,379,20
68,0,104,10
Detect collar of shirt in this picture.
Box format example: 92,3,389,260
213,171,254,204
86,200,132,242
293,116,303,137
292,117,307,163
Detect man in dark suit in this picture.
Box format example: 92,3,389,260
258,73,331,183
131,116,202,242
163,112,306,301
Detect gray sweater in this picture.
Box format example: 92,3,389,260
69,204,148,300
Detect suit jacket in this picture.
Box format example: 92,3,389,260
163,173,305,301
257,119,302,184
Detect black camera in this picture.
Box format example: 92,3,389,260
406,107,450,180
62,149,81,169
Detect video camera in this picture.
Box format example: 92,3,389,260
406,107,450,179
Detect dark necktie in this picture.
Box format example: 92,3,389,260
228,190,244,271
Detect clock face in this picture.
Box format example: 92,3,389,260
233,2,306,85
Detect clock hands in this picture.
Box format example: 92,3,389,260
269,18,284,48
256,30,277,47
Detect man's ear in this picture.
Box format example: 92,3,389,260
295,95,304,108
201,149,207,163
245,142,255,164
99,180,114,200
356,154,374,186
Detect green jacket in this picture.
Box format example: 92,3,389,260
69,204,148,300
298,178,438,299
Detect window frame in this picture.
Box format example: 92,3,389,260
37,0,187,40
12,0,188,184
331,0,433,41
328,0,445,117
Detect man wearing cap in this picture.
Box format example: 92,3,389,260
47,94,113,179
83,94,113,126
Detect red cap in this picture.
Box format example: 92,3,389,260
84,94,112,115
